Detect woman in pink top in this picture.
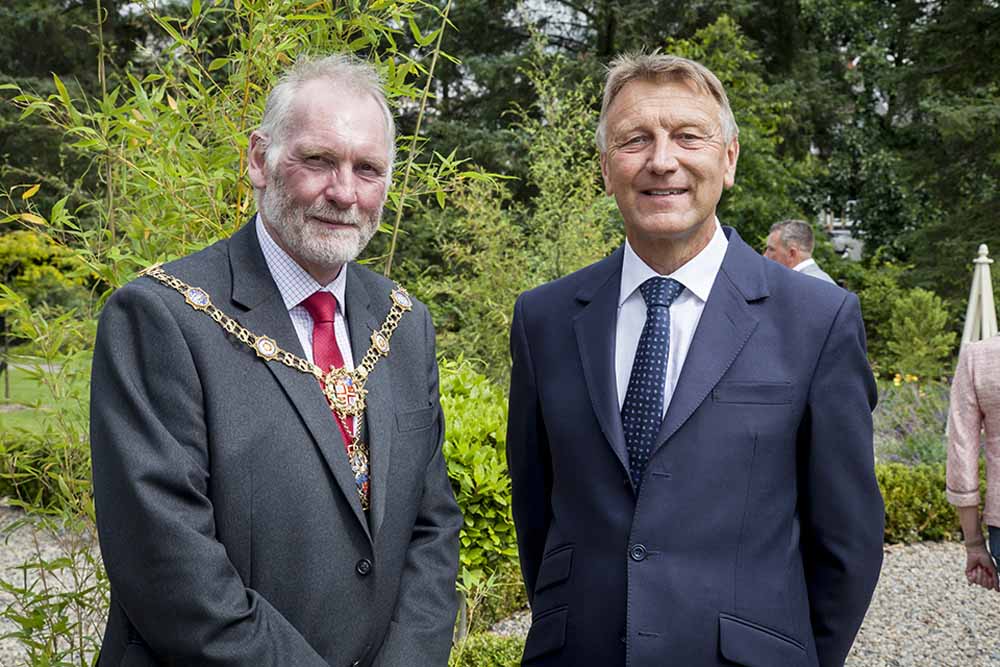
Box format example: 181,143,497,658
946,335,1000,591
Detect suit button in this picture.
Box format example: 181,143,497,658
356,558,373,576
629,544,647,561
351,661,361,667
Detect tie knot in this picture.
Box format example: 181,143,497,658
301,291,338,324
639,277,684,309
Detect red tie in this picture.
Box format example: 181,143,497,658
301,291,354,447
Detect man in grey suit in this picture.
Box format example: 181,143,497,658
90,55,461,666
764,219,836,283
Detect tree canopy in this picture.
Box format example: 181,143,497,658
2,0,998,363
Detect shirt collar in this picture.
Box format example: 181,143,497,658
619,219,728,307
255,215,348,312
793,257,816,272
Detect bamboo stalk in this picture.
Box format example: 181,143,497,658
383,0,453,278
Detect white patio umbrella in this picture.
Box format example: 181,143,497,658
961,244,998,344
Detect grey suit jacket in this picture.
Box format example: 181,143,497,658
797,260,835,284
90,222,461,666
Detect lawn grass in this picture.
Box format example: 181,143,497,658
1,407,48,434
1,364,53,406
1,365,65,436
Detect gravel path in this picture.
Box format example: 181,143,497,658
0,504,58,667
3,502,999,666
0,503,98,667
848,542,1000,666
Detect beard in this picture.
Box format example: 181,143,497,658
259,175,382,274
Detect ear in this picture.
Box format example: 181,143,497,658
722,137,740,189
248,131,270,190
600,151,613,195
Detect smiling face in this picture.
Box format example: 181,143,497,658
600,77,739,273
248,78,391,284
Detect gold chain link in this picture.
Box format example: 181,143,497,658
139,264,412,389
137,263,414,512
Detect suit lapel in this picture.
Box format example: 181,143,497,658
652,228,767,453
573,248,630,476
228,225,372,541
345,267,394,536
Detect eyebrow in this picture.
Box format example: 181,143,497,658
293,145,389,169
614,115,716,135
294,144,335,157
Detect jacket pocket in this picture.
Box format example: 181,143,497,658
718,613,806,667
522,605,568,663
712,381,792,405
395,405,436,432
534,545,573,594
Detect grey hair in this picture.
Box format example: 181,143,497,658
257,53,396,181
595,52,739,152
770,219,816,254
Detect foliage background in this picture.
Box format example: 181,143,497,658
1,0,998,664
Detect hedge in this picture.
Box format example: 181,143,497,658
450,633,525,667
877,461,985,544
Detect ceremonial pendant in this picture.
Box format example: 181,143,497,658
323,366,367,417
347,441,371,510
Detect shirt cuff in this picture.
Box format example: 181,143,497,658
946,488,981,507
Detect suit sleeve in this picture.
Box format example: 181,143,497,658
505,294,553,602
800,292,884,667
90,283,328,666
946,344,983,507
374,306,462,667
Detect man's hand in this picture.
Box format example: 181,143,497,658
964,543,998,591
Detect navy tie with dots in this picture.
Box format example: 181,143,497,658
622,277,684,492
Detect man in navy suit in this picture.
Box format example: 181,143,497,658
506,53,883,667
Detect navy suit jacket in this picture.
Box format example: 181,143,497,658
506,227,883,667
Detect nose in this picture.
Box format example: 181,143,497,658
647,133,680,174
323,168,358,209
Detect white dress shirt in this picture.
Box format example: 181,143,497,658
792,258,818,273
615,221,728,415
255,216,355,370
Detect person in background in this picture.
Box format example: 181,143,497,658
763,219,836,284
946,335,1000,592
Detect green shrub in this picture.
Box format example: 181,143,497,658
0,297,93,514
439,359,518,589
873,378,949,465
411,179,530,386
0,429,49,504
884,288,957,380
854,256,908,366
0,230,91,313
450,633,525,667
875,461,982,544
464,558,527,635
407,46,619,384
